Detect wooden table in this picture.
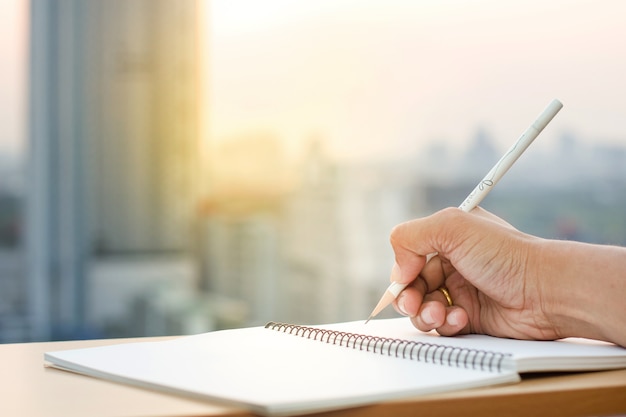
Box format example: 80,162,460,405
2,337,626,417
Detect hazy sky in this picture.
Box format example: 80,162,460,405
3,1,625,162
209,0,626,160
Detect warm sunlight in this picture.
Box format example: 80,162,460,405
0,0,27,156
207,0,626,161
4,0,626,358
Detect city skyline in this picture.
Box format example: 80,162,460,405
2,0,626,343
2,120,626,191
2,112,625,342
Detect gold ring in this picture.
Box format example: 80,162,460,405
438,286,453,307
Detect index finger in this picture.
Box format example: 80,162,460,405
389,212,450,285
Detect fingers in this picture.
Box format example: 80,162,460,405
409,304,469,336
389,208,473,285
389,218,435,284
393,279,426,317
408,294,470,336
388,207,507,337
391,263,470,336
391,254,446,317
419,254,450,293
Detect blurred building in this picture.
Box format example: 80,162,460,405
0,154,25,342
199,134,288,326
200,137,422,327
27,0,201,340
20,1,626,343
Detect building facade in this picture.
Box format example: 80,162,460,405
27,0,200,340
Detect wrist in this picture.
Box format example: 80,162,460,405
536,239,626,345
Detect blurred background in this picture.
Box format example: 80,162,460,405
1,0,625,343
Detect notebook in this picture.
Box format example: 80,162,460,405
44,318,626,416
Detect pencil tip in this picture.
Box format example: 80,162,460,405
366,290,395,324
364,317,372,325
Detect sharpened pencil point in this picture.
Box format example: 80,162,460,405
366,289,397,323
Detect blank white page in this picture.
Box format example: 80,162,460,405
45,322,519,416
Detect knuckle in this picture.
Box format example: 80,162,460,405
389,222,407,246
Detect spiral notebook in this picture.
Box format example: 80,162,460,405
44,318,626,416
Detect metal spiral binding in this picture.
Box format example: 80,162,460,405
265,321,509,373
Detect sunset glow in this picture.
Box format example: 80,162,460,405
207,0,626,161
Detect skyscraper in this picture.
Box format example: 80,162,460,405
27,0,200,340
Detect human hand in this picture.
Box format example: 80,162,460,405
389,207,560,341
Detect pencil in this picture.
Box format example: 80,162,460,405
365,99,563,323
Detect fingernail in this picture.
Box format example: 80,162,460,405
422,308,435,325
446,310,459,326
396,295,408,316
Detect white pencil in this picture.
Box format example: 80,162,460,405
366,99,563,323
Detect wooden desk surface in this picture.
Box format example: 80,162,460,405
2,337,625,417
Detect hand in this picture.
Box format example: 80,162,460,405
389,207,626,346
390,207,560,341
391,208,626,345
